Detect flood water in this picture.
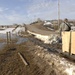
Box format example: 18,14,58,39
0,33,28,50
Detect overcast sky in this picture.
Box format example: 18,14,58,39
0,0,75,25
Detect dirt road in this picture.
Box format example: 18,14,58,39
26,22,59,35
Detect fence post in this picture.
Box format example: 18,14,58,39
9,32,11,43
6,32,9,44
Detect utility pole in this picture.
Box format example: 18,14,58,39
58,0,60,29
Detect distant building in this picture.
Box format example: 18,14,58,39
44,20,52,26
0,26,7,30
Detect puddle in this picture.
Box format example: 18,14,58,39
0,43,6,50
16,37,28,44
0,33,28,49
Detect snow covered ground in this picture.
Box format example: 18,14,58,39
27,30,61,44
12,26,25,35
0,28,14,34
0,26,25,35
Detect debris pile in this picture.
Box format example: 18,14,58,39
48,34,61,44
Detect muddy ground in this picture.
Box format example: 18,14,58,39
0,32,64,75
1,32,74,75
0,39,59,75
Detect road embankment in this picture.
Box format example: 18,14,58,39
27,30,60,44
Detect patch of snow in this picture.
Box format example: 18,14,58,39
44,22,52,25
34,45,75,75
0,26,25,35
64,68,73,75
49,34,61,44
12,26,25,35
0,28,14,34
27,30,61,44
